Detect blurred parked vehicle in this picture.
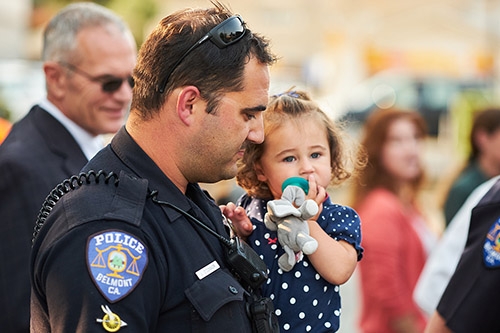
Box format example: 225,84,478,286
338,70,494,136
0,59,45,122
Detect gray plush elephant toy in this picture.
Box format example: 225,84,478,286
264,177,319,272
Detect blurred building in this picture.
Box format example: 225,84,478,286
156,0,500,119
0,0,31,59
3,0,500,111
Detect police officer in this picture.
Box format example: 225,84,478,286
425,178,500,333
30,2,276,332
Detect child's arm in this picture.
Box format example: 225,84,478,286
307,221,358,285
220,202,253,238
305,175,358,285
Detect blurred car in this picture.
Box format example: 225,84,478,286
338,70,494,136
0,59,45,122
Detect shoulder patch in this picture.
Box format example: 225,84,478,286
483,217,500,268
87,230,148,302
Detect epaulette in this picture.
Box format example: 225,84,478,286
33,170,148,242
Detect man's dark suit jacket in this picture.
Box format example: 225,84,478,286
0,105,88,332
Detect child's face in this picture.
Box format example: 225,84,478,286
255,117,332,199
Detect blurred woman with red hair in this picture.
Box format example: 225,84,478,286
350,108,436,333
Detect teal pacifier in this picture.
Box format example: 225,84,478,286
281,177,309,195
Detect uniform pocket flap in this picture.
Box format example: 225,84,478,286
185,268,245,321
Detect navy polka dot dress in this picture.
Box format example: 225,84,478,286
238,194,363,332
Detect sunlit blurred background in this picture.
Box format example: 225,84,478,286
1,0,499,331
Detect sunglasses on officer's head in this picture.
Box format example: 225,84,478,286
158,15,247,93
59,61,134,93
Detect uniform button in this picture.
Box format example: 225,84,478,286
228,286,238,294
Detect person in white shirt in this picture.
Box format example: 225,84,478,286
413,175,500,316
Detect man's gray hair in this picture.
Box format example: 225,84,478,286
42,2,133,62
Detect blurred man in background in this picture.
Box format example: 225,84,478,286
425,178,500,333
0,2,136,331
443,107,500,226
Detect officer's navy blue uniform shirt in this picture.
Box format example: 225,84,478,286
30,127,253,332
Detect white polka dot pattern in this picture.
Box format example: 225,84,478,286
237,194,363,332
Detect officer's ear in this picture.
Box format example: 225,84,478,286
176,85,202,126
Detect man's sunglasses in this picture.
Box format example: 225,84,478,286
59,61,134,93
158,15,246,93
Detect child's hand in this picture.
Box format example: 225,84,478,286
220,202,253,238
306,175,326,218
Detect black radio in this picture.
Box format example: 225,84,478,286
248,293,280,333
226,237,268,290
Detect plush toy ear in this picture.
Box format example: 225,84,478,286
267,199,301,218
264,210,278,231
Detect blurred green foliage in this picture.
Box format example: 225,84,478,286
449,89,494,160
32,0,159,47
0,96,12,121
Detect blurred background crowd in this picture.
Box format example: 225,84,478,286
1,0,500,331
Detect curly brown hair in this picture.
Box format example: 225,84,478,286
236,88,364,199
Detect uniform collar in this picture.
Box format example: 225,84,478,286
110,127,203,216
110,127,226,234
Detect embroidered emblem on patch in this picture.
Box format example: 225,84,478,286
483,218,500,268
96,305,127,332
87,230,148,302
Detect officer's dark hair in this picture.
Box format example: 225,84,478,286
131,1,277,119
